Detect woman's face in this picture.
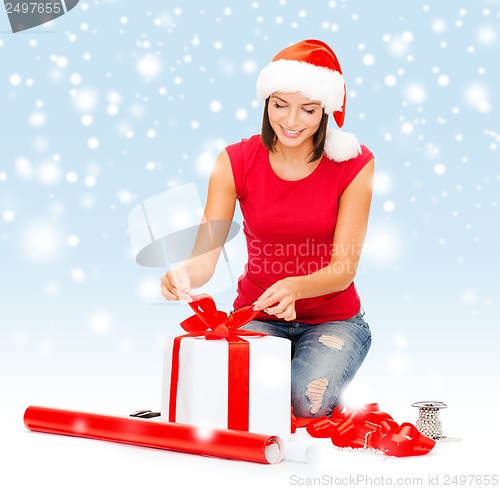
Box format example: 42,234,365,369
267,92,324,151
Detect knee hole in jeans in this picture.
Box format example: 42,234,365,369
305,377,329,415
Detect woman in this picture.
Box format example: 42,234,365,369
161,39,374,418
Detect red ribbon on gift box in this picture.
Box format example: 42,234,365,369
168,294,261,431
295,403,435,457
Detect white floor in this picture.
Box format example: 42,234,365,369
2,392,498,489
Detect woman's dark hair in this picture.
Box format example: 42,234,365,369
260,97,329,163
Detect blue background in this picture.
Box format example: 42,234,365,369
1,0,499,421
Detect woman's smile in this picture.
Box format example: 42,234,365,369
280,126,305,138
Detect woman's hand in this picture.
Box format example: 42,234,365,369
160,266,195,302
253,278,300,321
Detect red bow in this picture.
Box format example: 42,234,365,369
169,294,261,431
303,403,435,457
180,293,259,339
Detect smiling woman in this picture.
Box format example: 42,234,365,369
263,93,327,167
161,39,375,419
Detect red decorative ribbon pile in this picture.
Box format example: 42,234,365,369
168,294,260,431
293,403,435,457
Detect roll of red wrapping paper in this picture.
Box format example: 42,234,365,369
24,406,284,464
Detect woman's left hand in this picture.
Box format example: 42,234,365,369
253,278,300,321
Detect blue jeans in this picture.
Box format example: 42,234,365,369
241,311,372,418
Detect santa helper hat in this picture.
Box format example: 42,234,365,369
256,39,361,162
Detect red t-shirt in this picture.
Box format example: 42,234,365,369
226,134,374,324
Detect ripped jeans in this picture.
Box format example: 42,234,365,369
241,311,371,418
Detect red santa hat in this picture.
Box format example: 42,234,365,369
256,39,361,162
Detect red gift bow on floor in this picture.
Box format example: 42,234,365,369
168,294,260,431
292,403,435,457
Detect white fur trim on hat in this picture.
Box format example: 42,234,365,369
323,128,362,162
256,59,345,114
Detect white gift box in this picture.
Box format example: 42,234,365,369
160,335,291,441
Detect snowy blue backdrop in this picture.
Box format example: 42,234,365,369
1,0,499,436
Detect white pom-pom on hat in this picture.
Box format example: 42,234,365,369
324,128,361,163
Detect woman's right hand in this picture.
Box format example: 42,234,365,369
160,266,195,302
